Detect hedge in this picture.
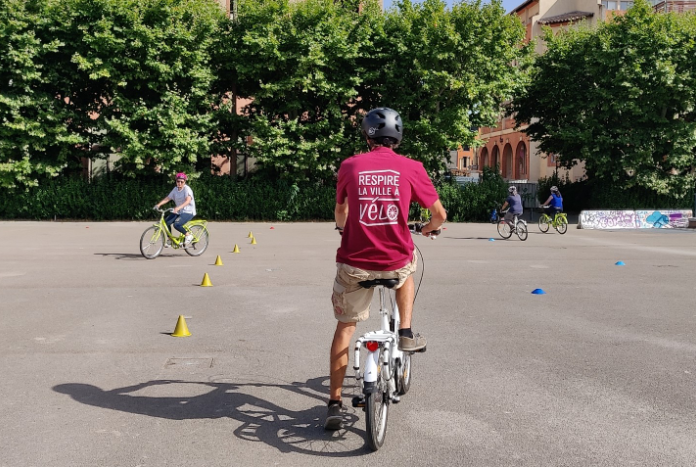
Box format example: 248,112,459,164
1,169,509,222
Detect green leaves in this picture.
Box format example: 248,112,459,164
512,0,696,197
1,0,529,189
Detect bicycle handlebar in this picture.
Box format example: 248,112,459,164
153,207,175,214
409,223,441,239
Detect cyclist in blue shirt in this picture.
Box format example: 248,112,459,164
501,186,523,229
542,186,563,218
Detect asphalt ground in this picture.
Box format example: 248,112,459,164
1,220,696,467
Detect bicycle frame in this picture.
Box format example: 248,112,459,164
151,210,208,248
353,286,402,400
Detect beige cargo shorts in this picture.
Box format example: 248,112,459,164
331,252,417,323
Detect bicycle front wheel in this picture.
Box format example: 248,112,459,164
497,220,513,239
184,225,209,257
516,222,528,241
140,226,165,259
538,214,550,233
555,216,568,234
365,362,389,451
395,354,411,396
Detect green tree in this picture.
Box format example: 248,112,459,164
379,0,532,174
0,0,224,190
511,0,696,197
214,0,530,180
0,0,81,188
46,0,225,177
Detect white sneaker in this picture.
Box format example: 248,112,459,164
184,234,193,245
164,240,171,249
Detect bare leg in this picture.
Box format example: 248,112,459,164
329,321,357,401
396,275,415,329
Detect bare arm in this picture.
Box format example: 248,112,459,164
501,201,509,210
543,195,553,206
335,199,348,230
421,199,447,235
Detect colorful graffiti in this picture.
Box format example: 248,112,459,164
580,210,693,229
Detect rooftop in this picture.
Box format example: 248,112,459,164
538,11,594,25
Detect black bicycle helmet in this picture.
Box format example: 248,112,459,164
361,107,403,143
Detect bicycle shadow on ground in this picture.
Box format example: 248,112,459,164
94,253,179,260
53,375,370,456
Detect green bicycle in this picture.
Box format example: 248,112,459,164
538,209,568,234
139,208,210,259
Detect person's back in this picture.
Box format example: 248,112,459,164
326,107,446,431
544,186,563,216
506,192,523,215
336,147,437,271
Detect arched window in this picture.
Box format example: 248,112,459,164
503,144,513,179
516,142,527,179
491,146,500,171
479,147,488,169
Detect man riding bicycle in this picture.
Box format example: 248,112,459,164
501,185,523,229
325,107,447,430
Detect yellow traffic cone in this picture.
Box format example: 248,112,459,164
233,244,240,253
214,255,223,266
200,273,213,287
247,231,253,238
250,237,257,245
171,315,191,337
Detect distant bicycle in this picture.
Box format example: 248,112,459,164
497,210,528,241
139,208,210,259
538,209,568,234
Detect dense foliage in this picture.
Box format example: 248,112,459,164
1,0,530,190
537,174,694,212
512,0,696,199
0,171,510,221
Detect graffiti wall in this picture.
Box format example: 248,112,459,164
580,210,693,229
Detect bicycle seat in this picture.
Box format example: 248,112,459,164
358,278,400,289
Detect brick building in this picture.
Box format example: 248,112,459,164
474,0,632,183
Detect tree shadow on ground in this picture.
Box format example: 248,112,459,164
53,375,369,456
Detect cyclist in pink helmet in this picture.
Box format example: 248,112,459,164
154,172,197,246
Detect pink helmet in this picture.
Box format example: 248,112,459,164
175,172,187,180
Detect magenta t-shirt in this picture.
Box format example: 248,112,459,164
335,147,439,271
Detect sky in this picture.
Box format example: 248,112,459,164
382,0,521,13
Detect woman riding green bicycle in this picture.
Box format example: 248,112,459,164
538,186,568,234
154,172,196,247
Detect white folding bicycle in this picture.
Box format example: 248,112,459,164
350,223,437,451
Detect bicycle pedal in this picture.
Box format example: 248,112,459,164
351,396,366,408
408,346,427,354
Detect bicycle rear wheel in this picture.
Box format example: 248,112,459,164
516,222,528,241
538,214,550,233
365,363,389,451
140,226,165,259
395,354,411,396
555,216,568,234
184,225,209,256
497,220,513,239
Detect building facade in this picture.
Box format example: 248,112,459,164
475,0,635,183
